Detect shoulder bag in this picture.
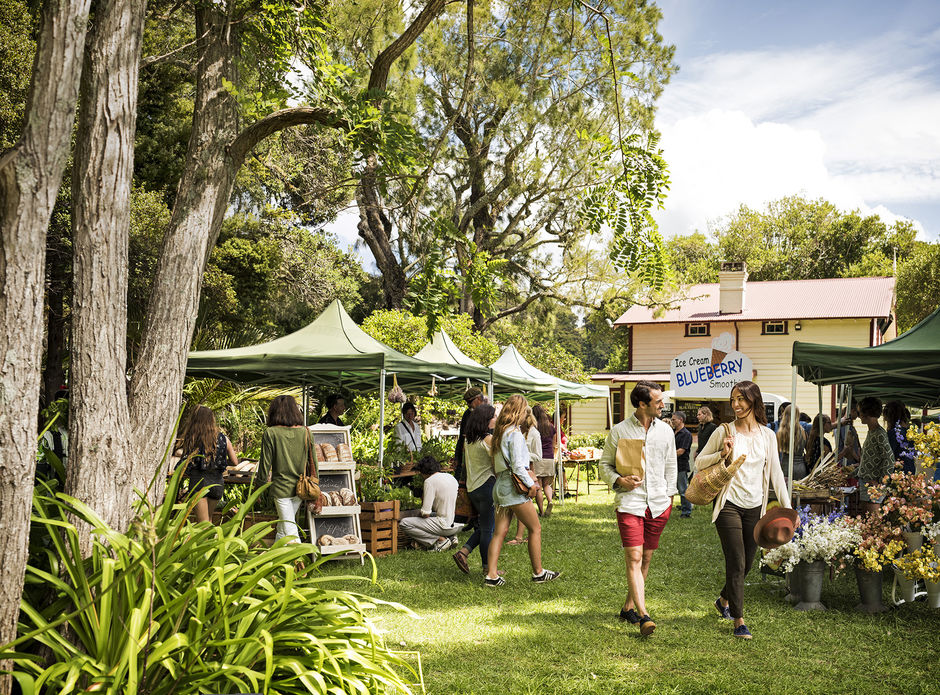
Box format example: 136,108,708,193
296,429,322,501
686,423,746,505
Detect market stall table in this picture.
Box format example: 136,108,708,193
562,451,606,502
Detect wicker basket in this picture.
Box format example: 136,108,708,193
686,454,746,505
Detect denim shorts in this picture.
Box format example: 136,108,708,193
492,470,530,508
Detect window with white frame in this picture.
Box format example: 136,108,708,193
685,323,710,337
762,320,788,335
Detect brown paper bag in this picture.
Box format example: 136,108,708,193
615,439,645,478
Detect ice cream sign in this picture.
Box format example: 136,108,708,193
670,332,753,398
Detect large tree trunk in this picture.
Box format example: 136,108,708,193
66,0,148,548
354,0,447,309
128,2,241,501
0,0,91,688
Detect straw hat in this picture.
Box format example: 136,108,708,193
753,507,800,549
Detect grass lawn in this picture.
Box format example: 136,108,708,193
319,487,940,694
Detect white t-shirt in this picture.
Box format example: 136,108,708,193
421,472,459,527
394,420,422,452
525,427,541,463
725,428,766,509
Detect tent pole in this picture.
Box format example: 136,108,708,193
834,385,844,458
302,384,308,427
607,391,614,429
788,366,797,501
554,390,562,504
378,369,387,476
817,384,823,470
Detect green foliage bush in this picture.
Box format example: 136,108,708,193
2,470,416,694
567,432,607,449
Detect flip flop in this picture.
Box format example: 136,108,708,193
507,538,527,545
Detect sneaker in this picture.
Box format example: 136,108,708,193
484,575,506,587
714,598,732,620
639,615,656,636
531,569,561,583
619,608,641,624
733,624,752,639
432,537,451,552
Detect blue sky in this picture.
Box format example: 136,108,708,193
654,0,940,239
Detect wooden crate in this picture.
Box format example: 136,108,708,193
360,518,399,557
360,500,400,522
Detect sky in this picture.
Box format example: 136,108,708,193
654,0,940,241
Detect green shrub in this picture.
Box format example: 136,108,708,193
2,470,417,694
568,432,607,449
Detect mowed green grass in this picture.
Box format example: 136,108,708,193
317,488,940,695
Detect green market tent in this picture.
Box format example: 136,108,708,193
792,305,940,408
186,300,491,394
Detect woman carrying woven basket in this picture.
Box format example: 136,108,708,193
695,380,791,639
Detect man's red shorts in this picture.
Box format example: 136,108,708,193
616,506,672,549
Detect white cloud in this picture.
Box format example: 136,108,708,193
655,31,940,239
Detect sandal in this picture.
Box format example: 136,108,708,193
507,538,527,545
453,550,470,575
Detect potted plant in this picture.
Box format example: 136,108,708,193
868,469,938,550
847,512,902,613
762,507,860,611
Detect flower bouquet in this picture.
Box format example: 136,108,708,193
908,422,940,474
893,545,940,583
850,512,906,572
761,507,861,574
867,469,939,537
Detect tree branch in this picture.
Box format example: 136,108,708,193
228,106,347,169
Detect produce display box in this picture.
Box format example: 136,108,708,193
360,518,399,557
360,500,400,522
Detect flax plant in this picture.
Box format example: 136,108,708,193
1,468,416,694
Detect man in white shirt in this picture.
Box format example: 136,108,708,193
399,456,464,551
599,381,677,636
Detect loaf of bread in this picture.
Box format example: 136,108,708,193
318,534,335,546
319,443,339,462
339,487,356,506
319,493,332,507
329,491,343,506
337,443,353,462
342,534,359,545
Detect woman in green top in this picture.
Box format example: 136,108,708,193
856,396,896,515
255,395,323,542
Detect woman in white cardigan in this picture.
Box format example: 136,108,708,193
696,380,791,640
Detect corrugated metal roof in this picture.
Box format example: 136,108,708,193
614,276,895,325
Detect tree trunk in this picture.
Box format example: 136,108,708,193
128,3,241,503
0,0,91,688
66,0,148,548
354,0,447,309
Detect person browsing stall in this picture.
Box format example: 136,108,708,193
857,396,896,515
453,403,497,575
399,455,464,551
696,381,792,640
394,402,422,453
454,387,484,483
598,381,677,637
671,411,693,518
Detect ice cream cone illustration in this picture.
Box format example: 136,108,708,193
711,332,735,368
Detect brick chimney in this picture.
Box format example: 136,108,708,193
719,261,747,314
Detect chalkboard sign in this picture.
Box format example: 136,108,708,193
308,424,351,450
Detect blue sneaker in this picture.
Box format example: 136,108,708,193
733,624,752,639
715,598,732,620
